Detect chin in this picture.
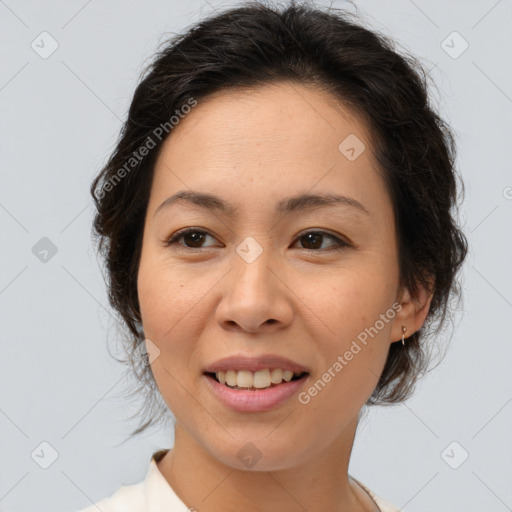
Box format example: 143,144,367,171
204,436,308,472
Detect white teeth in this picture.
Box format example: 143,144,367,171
283,369,295,382
237,370,254,388
251,369,270,388
215,369,303,388
225,370,237,386
270,368,283,384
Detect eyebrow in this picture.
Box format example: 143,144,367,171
154,190,371,218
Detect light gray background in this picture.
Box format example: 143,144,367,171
1,1,511,511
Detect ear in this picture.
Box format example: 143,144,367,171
390,278,434,343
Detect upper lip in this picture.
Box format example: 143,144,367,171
203,354,310,374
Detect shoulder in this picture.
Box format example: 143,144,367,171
73,449,184,512
351,477,403,512
372,495,403,512
74,480,145,512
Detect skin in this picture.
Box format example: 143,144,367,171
137,81,433,512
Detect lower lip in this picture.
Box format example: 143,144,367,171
203,373,309,412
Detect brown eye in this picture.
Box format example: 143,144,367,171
166,228,217,248
165,228,349,252
293,231,349,251
181,231,207,247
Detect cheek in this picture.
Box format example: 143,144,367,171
137,257,184,350
311,270,394,339
137,253,194,330
137,264,199,406
305,272,394,396
137,257,211,377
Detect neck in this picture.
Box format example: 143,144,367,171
156,416,378,512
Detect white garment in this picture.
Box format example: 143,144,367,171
75,450,402,512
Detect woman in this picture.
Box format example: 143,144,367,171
79,2,468,511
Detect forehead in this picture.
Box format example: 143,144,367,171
149,81,391,221
161,81,372,163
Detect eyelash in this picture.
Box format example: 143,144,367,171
164,227,350,252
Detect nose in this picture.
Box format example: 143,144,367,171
215,244,293,334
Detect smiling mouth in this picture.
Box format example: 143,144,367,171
204,371,309,390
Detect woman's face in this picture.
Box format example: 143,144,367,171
137,82,414,471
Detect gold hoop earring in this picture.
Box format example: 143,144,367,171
401,326,407,346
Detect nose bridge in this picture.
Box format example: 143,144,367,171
216,234,291,332
232,234,275,298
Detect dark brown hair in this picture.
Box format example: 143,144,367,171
90,0,468,436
